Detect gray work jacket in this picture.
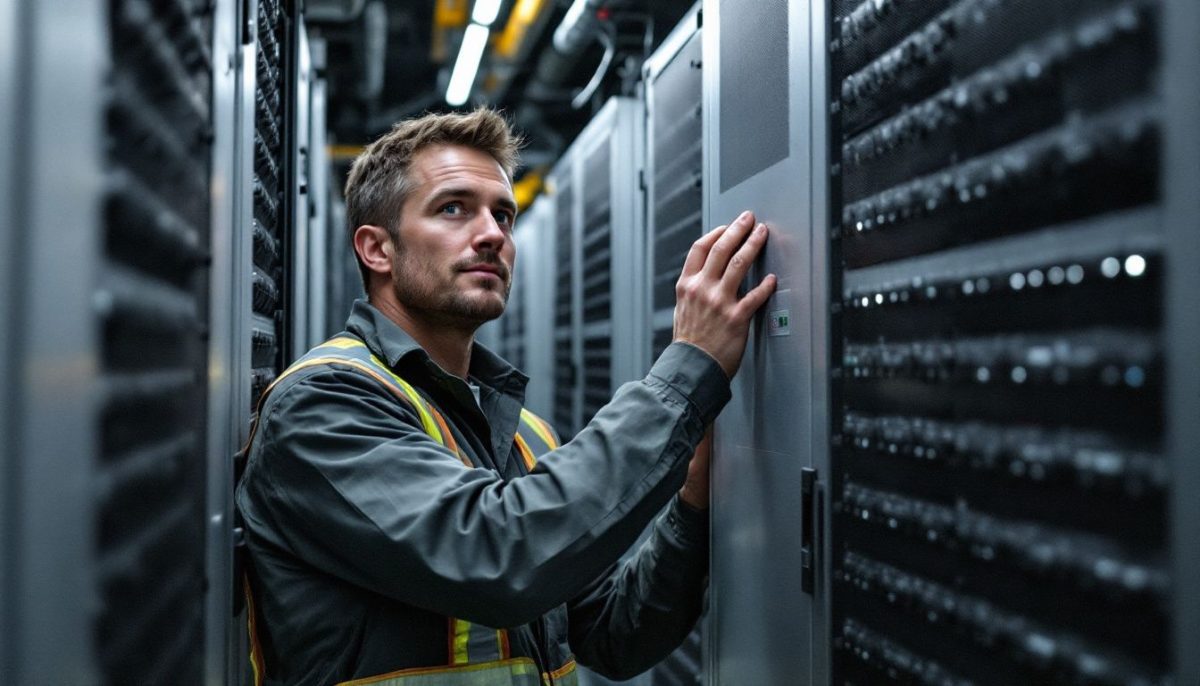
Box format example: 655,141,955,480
235,300,731,685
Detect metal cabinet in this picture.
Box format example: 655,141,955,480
703,0,822,682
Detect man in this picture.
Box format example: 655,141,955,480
236,108,776,685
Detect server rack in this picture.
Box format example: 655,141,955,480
495,225,530,371
547,97,645,439
518,197,558,422
639,7,708,686
485,196,559,416
246,0,294,413
2,0,226,681
549,155,580,435
827,1,1186,683
228,2,308,683
701,0,1200,684
644,5,705,363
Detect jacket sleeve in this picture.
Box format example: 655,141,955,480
235,342,728,629
566,495,708,680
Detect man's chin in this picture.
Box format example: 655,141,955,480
448,292,507,323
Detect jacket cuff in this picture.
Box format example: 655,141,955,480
664,494,710,552
648,342,732,426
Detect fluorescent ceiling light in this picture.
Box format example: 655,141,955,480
472,0,503,25
446,24,490,106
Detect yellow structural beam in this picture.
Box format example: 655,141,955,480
431,0,471,63
495,0,549,61
513,167,545,211
328,144,366,163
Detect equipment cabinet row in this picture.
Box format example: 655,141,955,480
488,7,705,440
494,1,1200,684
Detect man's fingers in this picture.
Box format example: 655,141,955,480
736,273,778,318
680,224,727,277
720,222,769,290
702,210,756,279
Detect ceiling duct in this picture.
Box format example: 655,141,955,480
358,1,387,101
306,0,367,23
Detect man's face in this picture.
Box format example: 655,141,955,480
389,144,517,327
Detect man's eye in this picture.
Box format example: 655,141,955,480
441,203,464,215
494,211,513,226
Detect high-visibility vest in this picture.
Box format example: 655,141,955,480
242,334,575,686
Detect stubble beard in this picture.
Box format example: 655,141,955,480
391,247,511,330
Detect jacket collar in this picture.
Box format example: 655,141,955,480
344,299,528,396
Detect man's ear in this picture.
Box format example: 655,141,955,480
353,224,394,279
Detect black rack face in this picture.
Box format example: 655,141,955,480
499,261,526,371
580,139,614,428
250,0,291,410
826,0,1170,683
100,0,215,680
552,177,576,436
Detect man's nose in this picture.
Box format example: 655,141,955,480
472,213,507,248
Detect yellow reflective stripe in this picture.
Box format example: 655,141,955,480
274,356,452,450
336,657,541,686
513,433,536,471
368,353,445,445
298,335,449,446
519,410,557,449
452,619,472,665
244,575,265,686
319,336,367,350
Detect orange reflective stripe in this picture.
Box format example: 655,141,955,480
429,405,470,467
548,658,577,680
497,629,511,660
513,433,536,471
244,574,265,686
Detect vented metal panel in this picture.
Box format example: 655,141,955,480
718,0,789,191
638,13,707,685
552,176,577,435
498,230,527,370
647,23,704,360
516,199,558,420
580,138,613,426
100,0,213,680
828,1,1172,682
250,0,289,408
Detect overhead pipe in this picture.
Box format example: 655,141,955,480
524,0,610,100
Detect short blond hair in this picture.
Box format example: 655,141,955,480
344,108,524,288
